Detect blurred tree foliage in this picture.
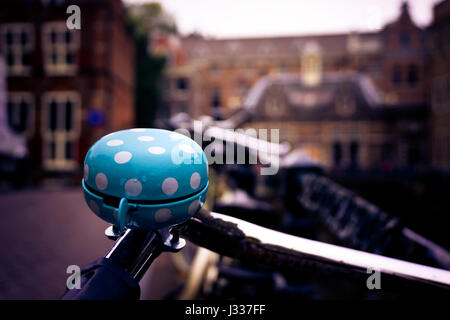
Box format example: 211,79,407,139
126,2,178,127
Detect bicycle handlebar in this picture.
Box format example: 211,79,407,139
62,229,162,299
62,208,450,300
61,257,141,300
180,209,450,290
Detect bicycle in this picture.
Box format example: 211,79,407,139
61,126,450,300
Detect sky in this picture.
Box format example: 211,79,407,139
125,0,442,39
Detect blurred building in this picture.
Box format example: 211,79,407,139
161,1,428,170
0,0,135,181
240,73,426,170
163,2,425,121
428,0,450,171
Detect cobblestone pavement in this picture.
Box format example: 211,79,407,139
0,188,177,300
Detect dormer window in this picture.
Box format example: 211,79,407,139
335,86,356,116
264,97,285,116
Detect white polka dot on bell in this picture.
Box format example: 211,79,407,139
188,200,200,216
95,173,108,190
190,172,201,189
179,144,195,153
148,146,165,154
155,208,171,223
124,179,142,196
106,139,123,146
114,151,132,164
131,128,146,132
138,136,155,142
84,164,89,180
89,200,100,215
162,177,178,195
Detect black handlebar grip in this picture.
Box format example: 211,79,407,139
61,258,140,300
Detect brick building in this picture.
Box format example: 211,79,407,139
240,73,426,170
162,2,425,120
428,0,450,170
0,0,135,180
160,1,428,171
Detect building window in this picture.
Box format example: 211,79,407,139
333,142,342,167
42,22,80,75
176,77,189,91
42,92,80,170
7,92,34,135
0,23,33,75
407,64,418,86
350,141,359,168
211,87,221,109
392,65,402,85
399,33,410,48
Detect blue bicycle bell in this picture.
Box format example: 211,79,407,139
82,128,209,231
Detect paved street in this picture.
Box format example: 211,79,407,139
0,187,176,300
